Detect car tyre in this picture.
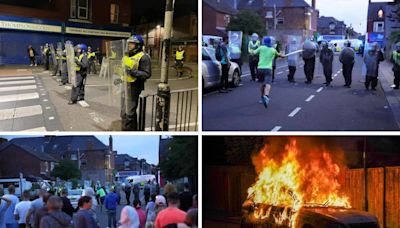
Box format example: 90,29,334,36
231,70,240,87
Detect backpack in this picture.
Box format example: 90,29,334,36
215,45,223,61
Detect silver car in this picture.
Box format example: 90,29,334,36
67,189,83,209
202,46,241,90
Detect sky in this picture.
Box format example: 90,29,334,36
3,135,161,165
305,0,369,34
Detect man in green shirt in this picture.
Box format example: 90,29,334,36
250,36,284,108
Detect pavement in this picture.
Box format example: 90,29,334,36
203,54,400,131
0,61,198,131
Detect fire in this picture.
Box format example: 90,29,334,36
244,139,351,227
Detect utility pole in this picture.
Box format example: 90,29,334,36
363,137,368,212
155,0,175,131
274,4,277,30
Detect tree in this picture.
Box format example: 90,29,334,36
388,3,400,43
159,137,197,181
51,161,81,181
227,10,266,37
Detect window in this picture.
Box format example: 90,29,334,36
40,162,48,174
373,21,385,32
224,15,230,25
70,0,92,21
50,162,55,171
110,4,119,24
71,153,78,160
277,18,284,25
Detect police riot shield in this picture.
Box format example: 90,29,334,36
302,40,317,59
49,44,57,67
228,31,243,60
106,39,131,114
285,35,302,64
65,43,77,87
56,42,64,75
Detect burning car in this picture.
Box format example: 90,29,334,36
241,203,379,228
240,139,379,228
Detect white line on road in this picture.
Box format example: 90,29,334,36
288,107,301,117
0,80,36,85
0,85,37,92
277,71,283,75
0,92,39,103
305,95,315,102
79,101,90,107
0,76,34,81
316,87,324,93
49,116,54,120
271,126,282,132
18,127,47,132
0,105,43,121
16,69,28,72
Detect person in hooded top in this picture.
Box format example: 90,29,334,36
118,206,140,228
364,42,384,90
39,196,72,228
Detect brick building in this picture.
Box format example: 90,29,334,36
0,141,58,179
202,0,238,36
0,0,133,65
317,16,347,39
0,136,115,184
367,0,399,57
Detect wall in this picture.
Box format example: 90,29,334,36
0,145,45,178
202,3,218,35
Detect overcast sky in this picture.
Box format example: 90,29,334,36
4,135,161,165
305,0,369,34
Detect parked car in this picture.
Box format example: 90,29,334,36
202,46,241,90
67,189,83,208
241,204,379,228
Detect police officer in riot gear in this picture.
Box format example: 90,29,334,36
339,40,355,88
68,44,88,104
302,40,317,84
248,33,260,81
364,42,384,90
319,41,334,86
118,35,151,131
87,46,97,74
391,42,400,90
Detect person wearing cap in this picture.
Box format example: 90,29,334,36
364,42,384,90
248,33,260,81
68,43,88,104
116,34,151,131
155,192,186,228
391,42,400,89
319,41,334,86
339,40,355,88
175,46,185,77
249,36,284,109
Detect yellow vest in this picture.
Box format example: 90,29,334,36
75,53,85,71
176,50,184,60
88,52,96,59
122,52,145,82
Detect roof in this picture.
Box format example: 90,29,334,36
0,141,57,162
0,136,108,156
318,16,346,28
203,0,238,15
238,0,310,10
115,154,139,165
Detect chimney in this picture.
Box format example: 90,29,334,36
312,0,316,9
109,135,113,152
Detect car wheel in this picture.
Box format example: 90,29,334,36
231,70,240,87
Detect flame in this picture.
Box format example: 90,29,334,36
245,139,351,227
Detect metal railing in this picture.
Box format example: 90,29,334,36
138,88,198,131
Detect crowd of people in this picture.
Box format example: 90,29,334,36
0,182,198,228
212,33,400,109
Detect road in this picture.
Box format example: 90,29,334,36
203,54,400,131
0,61,197,131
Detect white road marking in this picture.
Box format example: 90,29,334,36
277,71,283,75
79,101,90,107
19,127,47,132
43,99,48,102
0,92,39,103
305,95,315,102
0,105,43,121
0,85,37,92
288,107,302,117
0,80,36,85
49,116,54,120
316,87,324,93
45,106,51,110
65,86,72,90
0,76,34,81
286,69,289,72
16,69,28,72
271,126,282,132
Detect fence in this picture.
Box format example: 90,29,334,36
204,166,400,228
138,88,198,131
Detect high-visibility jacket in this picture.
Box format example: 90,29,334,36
393,51,400,66
88,51,96,60
175,50,185,60
248,40,260,54
75,53,85,71
122,51,145,82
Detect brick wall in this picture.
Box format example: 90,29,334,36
202,3,217,35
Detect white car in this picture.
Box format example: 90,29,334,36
67,189,83,209
202,46,241,90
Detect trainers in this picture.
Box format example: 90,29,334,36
262,95,270,108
